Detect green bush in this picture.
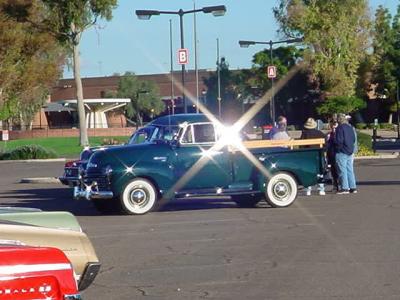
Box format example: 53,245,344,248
286,125,296,131
0,145,57,160
101,138,122,145
380,123,395,130
356,144,375,156
367,123,378,129
355,123,367,130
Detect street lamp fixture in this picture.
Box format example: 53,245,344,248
238,40,256,48
238,37,303,124
136,5,227,114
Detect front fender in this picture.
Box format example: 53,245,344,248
110,164,175,198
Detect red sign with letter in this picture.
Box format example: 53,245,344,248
267,66,277,78
178,48,188,65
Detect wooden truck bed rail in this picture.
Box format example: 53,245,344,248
241,138,325,150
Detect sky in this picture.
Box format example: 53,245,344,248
63,0,399,79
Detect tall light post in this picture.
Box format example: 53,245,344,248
216,38,221,118
136,5,226,114
239,38,302,124
169,19,175,115
396,80,399,139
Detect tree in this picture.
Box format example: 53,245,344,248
317,96,366,116
41,0,118,146
0,0,63,128
274,0,371,97
110,72,164,128
251,45,303,91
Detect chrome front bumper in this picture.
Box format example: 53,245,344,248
59,176,80,186
73,182,113,200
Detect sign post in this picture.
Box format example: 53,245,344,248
178,48,189,65
267,65,276,79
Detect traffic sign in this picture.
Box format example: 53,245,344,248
178,48,189,65
267,65,277,78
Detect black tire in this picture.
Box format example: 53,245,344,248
265,172,298,207
232,194,262,208
120,178,158,215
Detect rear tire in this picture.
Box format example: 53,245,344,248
232,194,262,208
265,172,297,207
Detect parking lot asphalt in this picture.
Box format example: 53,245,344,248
0,159,400,299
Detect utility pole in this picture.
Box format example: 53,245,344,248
193,1,199,113
169,19,175,115
397,80,399,139
217,38,221,118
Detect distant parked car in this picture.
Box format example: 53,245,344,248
0,243,81,299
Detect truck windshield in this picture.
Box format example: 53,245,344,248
128,125,179,144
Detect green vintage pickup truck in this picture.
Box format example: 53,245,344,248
74,114,326,215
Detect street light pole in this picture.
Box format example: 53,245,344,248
397,80,399,139
169,19,175,115
217,38,221,118
238,37,303,124
178,10,186,113
136,5,226,114
193,1,199,113
269,40,274,124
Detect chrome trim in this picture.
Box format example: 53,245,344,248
73,185,113,200
59,176,80,186
78,262,101,291
64,294,82,300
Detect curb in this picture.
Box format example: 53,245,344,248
20,177,61,184
0,158,67,163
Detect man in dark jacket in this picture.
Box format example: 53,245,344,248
334,113,357,194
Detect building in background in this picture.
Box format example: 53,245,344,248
43,70,211,129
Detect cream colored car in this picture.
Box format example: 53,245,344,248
0,219,100,291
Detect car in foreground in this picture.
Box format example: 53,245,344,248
0,207,81,232
1,218,100,291
74,114,326,215
0,243,81,299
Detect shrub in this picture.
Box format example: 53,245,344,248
0,145,57,160
380,123,395,130
286,125,296,131
356,144,375,156
355,123,367,130
101,138,122,145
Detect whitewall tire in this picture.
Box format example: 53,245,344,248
120,178,158,215
265,172,297,207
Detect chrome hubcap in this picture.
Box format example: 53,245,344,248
273,181,289,199
130,188,147,206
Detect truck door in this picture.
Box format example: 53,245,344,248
173,123,232,190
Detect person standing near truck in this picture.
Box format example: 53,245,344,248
300,117,326,196
326,118,339,191
271,116,290,140
267,116,286,139
335,113,357,194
